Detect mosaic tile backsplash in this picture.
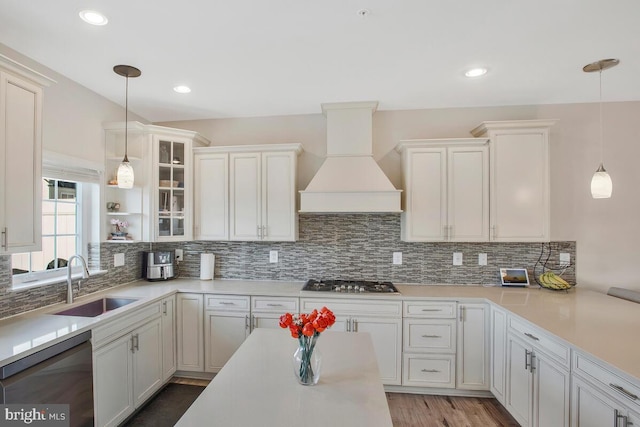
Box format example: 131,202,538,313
0,214,575,319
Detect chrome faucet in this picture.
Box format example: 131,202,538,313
67,254,90,304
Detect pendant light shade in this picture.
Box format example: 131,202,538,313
113,65,141,189
583,58,618,199
590,163,613,198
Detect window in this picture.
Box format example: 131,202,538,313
12,178,82,282
11,151,103,288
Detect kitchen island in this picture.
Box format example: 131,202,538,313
175,328,393,427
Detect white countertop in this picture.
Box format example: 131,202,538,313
175,328,393,427
1,278,640,386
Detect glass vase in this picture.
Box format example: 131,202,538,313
292,339,322,386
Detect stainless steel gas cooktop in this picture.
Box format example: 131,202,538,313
302,279,399,293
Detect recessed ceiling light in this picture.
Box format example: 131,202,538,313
173,85,191,94
79,10,108,26
465,67,488,78
357,9,370,18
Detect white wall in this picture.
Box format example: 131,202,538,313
158,101,640,294
0,43,148,167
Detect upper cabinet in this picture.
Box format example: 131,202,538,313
194,144,302,242
103,122,210,243
0,55,53,254
471,120,556,242
396,139,490,242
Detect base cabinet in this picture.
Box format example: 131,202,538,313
177,293,204,372
161,296,176,381
93,317,163,427
301,298,402,385
505,332,569,427
490,305,507,404
456,303,489,390
205,311,250,373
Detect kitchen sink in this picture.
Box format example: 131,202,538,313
53,297,138,317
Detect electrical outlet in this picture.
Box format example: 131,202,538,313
393,252,402,265
114,253,125,267
453,252,463,266
269,250,278,263
175,249,184,262
559,253,570,266
478,253,487,266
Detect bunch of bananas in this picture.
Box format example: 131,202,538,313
538,271,571,290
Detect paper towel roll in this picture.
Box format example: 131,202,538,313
200,253,215,280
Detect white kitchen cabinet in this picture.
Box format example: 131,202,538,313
490,305,507,404
230,146,301,241
102,123,210,243
572,350,640,427
457,303,489,390
301,298,402,385
402,300,457,389
0,58,50,254
506,331,570,427
396,139,489,242
250,296,299,330
93,308,163,427
471,120,556,242
193,152,228,240
177,293,204,372
204,295,251,373
160,296,176,381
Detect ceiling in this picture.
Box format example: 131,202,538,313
1,0,639,122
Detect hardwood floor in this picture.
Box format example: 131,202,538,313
171,378,518,426
386,393,519,427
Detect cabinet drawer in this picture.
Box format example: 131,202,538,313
300,299,402,317
205,295,250,311
251,297,298,313
574,351,640,408
93,302,161,348
403,319,456,353
403,301,456,318
508,316,569,367
402,354,456,388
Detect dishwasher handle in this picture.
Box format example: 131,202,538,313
0,331,92,380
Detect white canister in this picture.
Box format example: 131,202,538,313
200,253,215,280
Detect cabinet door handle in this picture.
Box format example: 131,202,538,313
252,315,256,330
352,319,358,332
163,301,167,315
130,336,135,353
459,307,464,322
615,409,630,427
134,334,139,351
530,353,536,373
262,226,267,238
257,225,262,239
524,332,540,341
245,315,249,330
421,369,441,373
266,303,283,307
346,319,351,332
610,383,639,401
525,350,531,371
421,335,442,338
1,227,7,250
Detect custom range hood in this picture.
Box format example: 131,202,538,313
299,101,402,213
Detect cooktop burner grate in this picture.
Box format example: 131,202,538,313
302,279,399,293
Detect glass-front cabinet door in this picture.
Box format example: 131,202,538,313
156,138,189,240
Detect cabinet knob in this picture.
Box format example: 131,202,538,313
1,227,7,250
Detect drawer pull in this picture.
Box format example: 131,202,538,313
421,335,442,338
421,309,442,312
610,383,639,401
421,369,441,373
524,332,540,341
219,302,235,305
266,303,284,307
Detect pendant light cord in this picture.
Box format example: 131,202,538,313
124,74,129,163
599,68,604,166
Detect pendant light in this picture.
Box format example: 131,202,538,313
113,65,141,189
583,58,618,199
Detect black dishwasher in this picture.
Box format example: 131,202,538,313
0,331,94,427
